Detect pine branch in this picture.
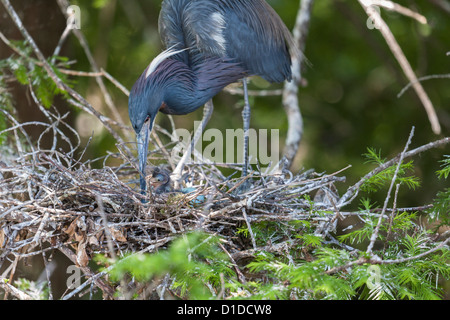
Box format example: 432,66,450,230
338,136,450,207
366,127,415,254
326,237,450,276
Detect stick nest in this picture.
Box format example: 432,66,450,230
0,107,346,270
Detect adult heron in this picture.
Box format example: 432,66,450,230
129,0,294,192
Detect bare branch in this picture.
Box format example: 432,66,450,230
359,0,441,134
281,0,314,169
370,0,427,23
0,0,132,158
56,0,132,142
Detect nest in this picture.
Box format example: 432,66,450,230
0,106,347,298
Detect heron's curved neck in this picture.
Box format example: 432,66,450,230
162,58,246,114
165,81,214,115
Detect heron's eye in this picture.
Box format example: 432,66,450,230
144,115,150,123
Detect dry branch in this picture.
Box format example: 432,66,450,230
359,0,441,135
282,0,314,169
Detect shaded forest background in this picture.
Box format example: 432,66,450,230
0,0,449,300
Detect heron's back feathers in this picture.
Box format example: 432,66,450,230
159,0,294,83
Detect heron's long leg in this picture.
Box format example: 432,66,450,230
171,99,214,188
242,78,250,177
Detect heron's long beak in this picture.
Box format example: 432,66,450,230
137,119,152,193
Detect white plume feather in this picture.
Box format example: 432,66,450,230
145,45,188,78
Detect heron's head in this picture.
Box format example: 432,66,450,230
128,74,164,193
129,46,189,192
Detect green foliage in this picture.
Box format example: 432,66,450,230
92,0,111,9
0,40,72,109
428,189,450,225
246,249,355,300
436,155,450,180
242,235,448,300
0,45,73,146
363,147,386,165
231,152,449,300
14,278,49,300
389,210,417,232
99,232,234,299
99,154,448,301
427,155,450,227
296,233,322,248
361,148,421,193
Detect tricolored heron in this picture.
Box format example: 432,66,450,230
129,0,295,192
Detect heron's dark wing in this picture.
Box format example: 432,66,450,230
158,0,191,64
223,0,294,83
184,0,294,83
159,0,294,82
159,0,228,67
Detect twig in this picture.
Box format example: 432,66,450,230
61,270,109,300
338,136,450,207
326,237,450,275
0,24,448,299
369,0,427,24
95,194,117,260
242,207,257,250
171,100,214,187
281,0,314,169
1,256,18,300
225,86,283,97
218,243,246,283
58,245,115,298
428,0,450,15
101,68,130,96
0,0,132,158
366,126,415,254
56,0,132,142
397,73,450,98
56,68,131,97
40,242,54,300
384,182,401,252
359,0,441,134
0,277,33,300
